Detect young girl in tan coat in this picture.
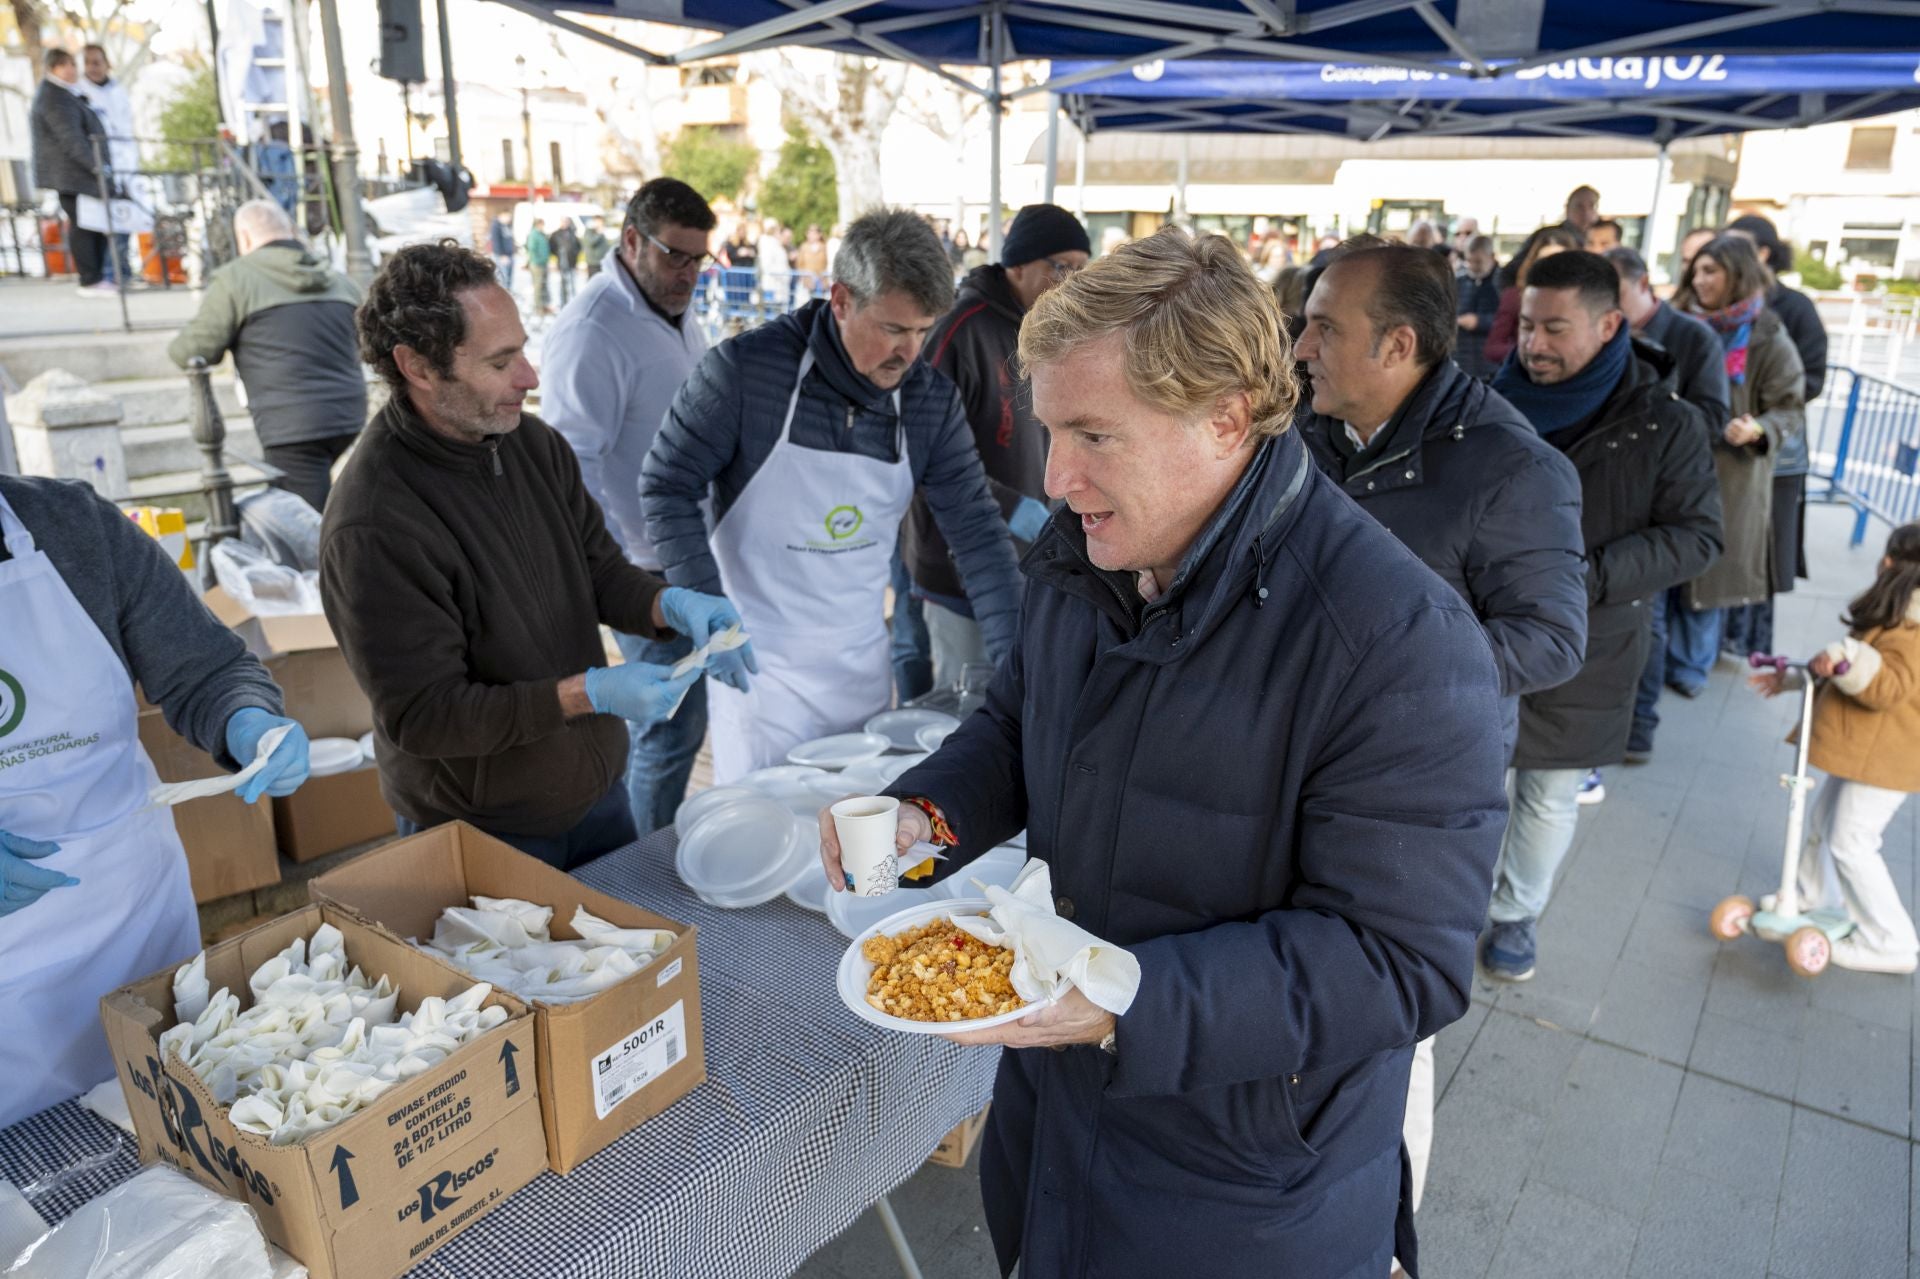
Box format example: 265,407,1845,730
1751,522,1920,973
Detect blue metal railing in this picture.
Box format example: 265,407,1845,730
692,268,831,339
1808,365,1920,546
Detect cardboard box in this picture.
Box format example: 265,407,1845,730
310,822,706,1173
928,1105,990,1169
202,587,373,741
101,903,546,1279
274,763,395,863
136,708,280,904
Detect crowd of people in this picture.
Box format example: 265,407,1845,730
10,161,1920,1279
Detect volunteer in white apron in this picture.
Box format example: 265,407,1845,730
0,488,308,1127
706,350,913,781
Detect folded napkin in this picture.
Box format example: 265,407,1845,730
950,858,1142,1015
147,723,294,807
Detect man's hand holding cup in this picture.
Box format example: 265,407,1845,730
819,795,932,895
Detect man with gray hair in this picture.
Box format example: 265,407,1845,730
643,207,1022,780
168,198,366,510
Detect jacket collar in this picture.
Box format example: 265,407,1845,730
801,299,898,412
381,391,514,473
1024,428,1313,659
1299,360,1492,495
957,264,1023,325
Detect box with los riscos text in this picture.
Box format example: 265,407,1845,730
99,902,545,1279
309,821,707,1174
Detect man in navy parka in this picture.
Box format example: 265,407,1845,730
823,228,1511,1277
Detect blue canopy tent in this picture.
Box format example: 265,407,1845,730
468,0,1920,253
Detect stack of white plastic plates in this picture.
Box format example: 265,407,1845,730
308,737,365,778
863,709,959,753
786,732,890,770
674,785,759,836
675,796,810,909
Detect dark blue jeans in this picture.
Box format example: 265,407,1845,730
890,548,932,704
395,779,638,872
1666,602,1722,694
616,629,706,836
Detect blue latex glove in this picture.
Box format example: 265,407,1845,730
224,707,311,804
1008,496,1051,543
658,587,758,693
0,831,77,916
585,661,703,727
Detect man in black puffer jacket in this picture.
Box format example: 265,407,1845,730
1484,251,1724,984
904,203,1089,686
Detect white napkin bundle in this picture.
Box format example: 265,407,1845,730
664,623,752,715
147,724,295,808
950,859,1142,1016
158,923,506,1146
416,896,675,1004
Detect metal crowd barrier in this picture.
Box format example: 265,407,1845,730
1809,365,1920,546
692,268,830,340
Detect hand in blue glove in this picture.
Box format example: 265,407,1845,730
224,707,311,804
658,587,759,694
585,660,703,728
0,831,77,916
1008,496,1052,543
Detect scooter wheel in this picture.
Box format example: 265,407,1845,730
1785,926,1831,977
1709,895,1755,941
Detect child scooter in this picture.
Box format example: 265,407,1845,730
1709,652,1852,977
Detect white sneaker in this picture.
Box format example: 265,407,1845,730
1829,936,1918,975
76,281,118,298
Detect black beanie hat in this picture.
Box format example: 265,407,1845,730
1001,204,1091,267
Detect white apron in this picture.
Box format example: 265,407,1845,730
708,351,914,782
0,493,200,1128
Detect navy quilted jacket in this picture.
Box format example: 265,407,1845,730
641,299,1023,659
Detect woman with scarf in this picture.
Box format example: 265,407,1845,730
1669,235,1806,688
1482,225,1587,367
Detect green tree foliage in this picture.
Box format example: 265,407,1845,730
155,66,220,171
1794,248,1844,291
662,126,757,205
759,122,837,234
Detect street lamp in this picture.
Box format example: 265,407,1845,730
515,54,535,192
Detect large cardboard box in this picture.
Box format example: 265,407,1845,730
136,708,280,904
928,1105,990,1168
101,903,546,1279
274,764,395,863
311,822,707,1173
202,587,373,741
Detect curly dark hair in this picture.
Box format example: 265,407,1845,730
356,239,501,395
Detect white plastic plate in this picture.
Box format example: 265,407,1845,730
786,732,891,770
864,709,960,753
914,722,958,751
674,784,760,835
357,730,376,764
837,896,1059,1034
676,796,803,907
308,736,365,777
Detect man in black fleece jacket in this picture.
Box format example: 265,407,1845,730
904,203,1088,683
321,241,753,869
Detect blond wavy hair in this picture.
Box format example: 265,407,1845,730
1017,226,1299,439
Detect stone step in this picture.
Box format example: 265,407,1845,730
0,330,216,387
121,417,261,478
106,374,245,428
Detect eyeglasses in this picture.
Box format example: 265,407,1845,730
645,232,714,271
1044,256,1084,280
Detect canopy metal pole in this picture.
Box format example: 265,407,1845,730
1043,92,1060,205
1174,134,1190,226
1074,123,1087,221
1644,141,1672,270
436,0,463,173
987,12,1003,259
317,0,374,284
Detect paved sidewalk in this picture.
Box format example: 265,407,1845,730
797,500,1914,1279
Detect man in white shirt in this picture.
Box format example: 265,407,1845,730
80,44,137,284
542,177,720,835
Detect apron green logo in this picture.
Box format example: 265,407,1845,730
0,669,22,739
825,505,865,541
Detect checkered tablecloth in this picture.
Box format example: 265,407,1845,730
0,828,1000,1278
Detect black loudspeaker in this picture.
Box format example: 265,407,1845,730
376,0,426,83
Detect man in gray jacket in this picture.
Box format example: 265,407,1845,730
168,200,366,511
29,49,110,294
544,177,717,835
643,208,1022,782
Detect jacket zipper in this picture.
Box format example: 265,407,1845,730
1347,443,1417,486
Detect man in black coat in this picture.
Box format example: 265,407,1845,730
1454,234,1502,378
819,228,1509,1278
1483,251,1724,981
28,49,111,293
905,203,1088,686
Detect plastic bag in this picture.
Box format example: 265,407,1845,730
4,1165,274,1278
236,488,323,571
209,541,321,616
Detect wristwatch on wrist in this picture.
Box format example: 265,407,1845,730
1098,1025,1118,1056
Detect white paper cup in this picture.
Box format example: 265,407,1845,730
831,795,901,897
